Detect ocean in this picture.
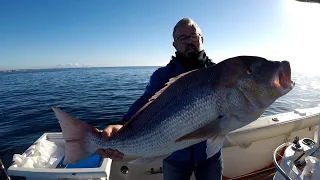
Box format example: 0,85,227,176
0,66,319,172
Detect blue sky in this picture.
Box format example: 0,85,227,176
0,0,319,72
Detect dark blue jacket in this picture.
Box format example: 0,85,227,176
121,58,220,163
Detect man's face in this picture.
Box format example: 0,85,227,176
173,24,204,57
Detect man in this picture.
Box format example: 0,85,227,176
96,18,223,180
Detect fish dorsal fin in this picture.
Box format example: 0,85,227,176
148,70,196,102
119,70,197,132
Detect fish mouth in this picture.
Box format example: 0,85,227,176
273,61,295,91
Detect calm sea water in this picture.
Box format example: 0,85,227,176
0,67,320,170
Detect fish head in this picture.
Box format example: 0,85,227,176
216,56,295,112
212,56,295,126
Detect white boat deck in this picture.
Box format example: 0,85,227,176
6,106,320,180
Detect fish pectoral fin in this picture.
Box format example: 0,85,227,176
128,154,170,165
175,119,222,143
206,135,226,158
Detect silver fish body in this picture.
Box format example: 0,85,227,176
53,56,295,164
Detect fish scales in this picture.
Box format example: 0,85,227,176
52,56,295,164
86,85,219,157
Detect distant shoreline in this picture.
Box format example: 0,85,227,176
0,66,161,73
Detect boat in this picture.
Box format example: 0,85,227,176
272,136,320,180
6,105,320,180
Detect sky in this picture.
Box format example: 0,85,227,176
0,0,319,72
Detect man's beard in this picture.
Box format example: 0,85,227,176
184,43,200,58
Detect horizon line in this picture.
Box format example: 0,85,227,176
0,65,162,72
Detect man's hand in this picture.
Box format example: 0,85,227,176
96,124,125,159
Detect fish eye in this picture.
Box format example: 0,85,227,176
247,69,253,75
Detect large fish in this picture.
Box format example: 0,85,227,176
52,55,294,165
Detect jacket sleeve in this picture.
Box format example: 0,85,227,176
120,68,166,124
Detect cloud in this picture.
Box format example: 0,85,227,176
55,63,92,68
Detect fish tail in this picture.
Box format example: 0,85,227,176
52,107,99,164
